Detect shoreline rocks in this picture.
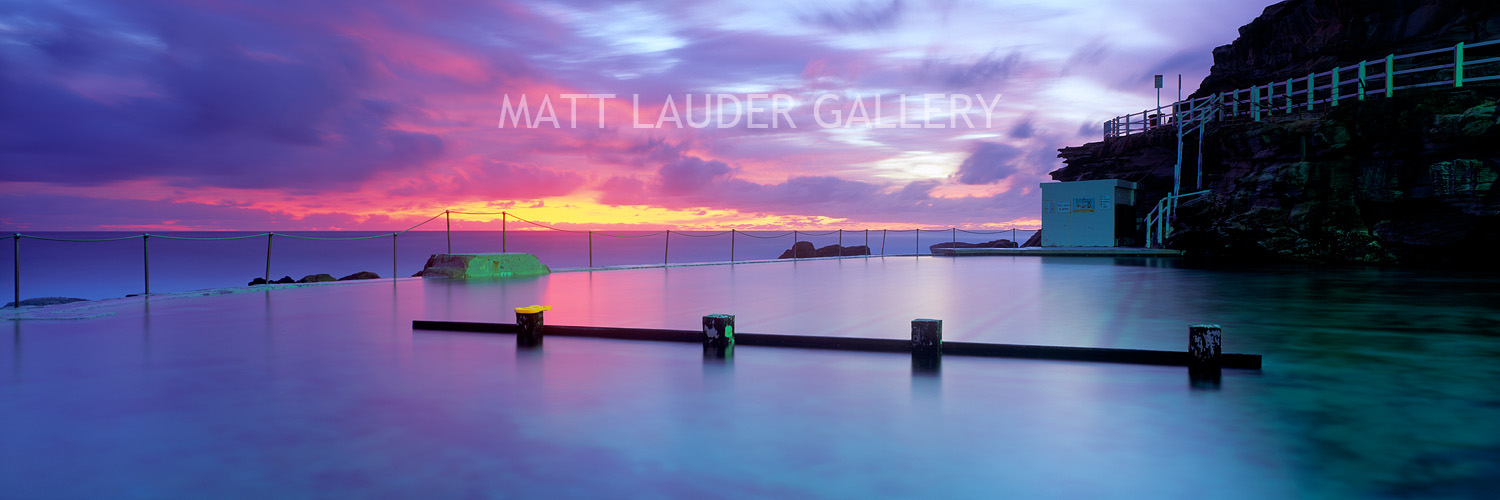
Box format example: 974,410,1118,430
777,241,871,259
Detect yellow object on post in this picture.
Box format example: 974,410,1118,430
515,305,551,347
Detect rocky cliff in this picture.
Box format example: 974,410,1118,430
1055,0,1500,265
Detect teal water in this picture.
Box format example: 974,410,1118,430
2,257,1497,498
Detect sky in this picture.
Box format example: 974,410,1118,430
0,0,1271,231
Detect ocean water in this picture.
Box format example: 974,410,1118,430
2,257,1498,498
1,229,1034,301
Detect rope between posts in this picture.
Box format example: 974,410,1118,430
737,231,794,239
147,233,271,241
19,234,155,242
273,232,398,241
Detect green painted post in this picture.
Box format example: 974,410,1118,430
1233,89,1240,116
1332,68,1340,106
1251,85,1260,121
1358,61,1367,100
1285,78,1293,113
1385,54,1394,96
1306,73,1314,110
143,234,150,295
1456,42,1465,88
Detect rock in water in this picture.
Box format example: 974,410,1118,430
274,276,296,284
778,241,816,259
338,271,381,281
929,239,1018,252
248,277,268,286
777,241,870,259
3,297,88,308
297,274,337,283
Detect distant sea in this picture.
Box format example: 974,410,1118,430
1,229,1035,300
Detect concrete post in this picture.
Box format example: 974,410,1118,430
515,305,550,348
702,314,734,359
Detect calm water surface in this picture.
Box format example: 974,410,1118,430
2,257,1497,498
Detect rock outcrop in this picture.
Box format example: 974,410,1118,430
1054,0,1500,265
339,271,381,281
1194,1,1500,98
777,241,871,259
929,239,1018,253
3,297,88,308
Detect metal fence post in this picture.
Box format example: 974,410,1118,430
838,229,843,257
730,229,736,263
143,234,150,295
915,229,920,255
445,210,451,254
588,230,594,267
663,230,670,265
881,229,887,256
502,212,507,252
12,234,18,307
392,233,398,279
792,230,798,258
265,233,273,283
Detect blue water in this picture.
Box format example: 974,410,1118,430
0,229,1034,301
2,257,1498,498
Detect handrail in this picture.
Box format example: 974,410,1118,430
1105,38,1500,140
5,214,1040,308
1145,190,1210,248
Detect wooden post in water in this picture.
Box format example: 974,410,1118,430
702,314,734,359
1188,325,1224,372
515,305,550,348
912,318,942,374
